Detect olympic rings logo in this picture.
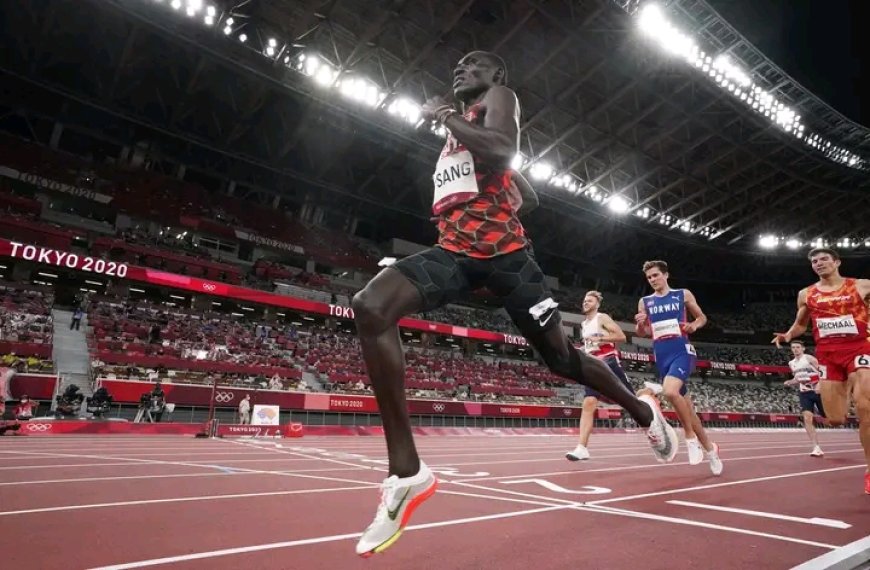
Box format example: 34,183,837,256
202,283,217,292
25,423,53,432
432,403,445,412
214,392,235,403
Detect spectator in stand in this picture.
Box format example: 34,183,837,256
238,394,251,424
70,307,84,331
269,374,283,390
148,322,162,344
14,395,38,420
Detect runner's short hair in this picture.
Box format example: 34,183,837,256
585,290,603,303
790,340,804,346
642,260,668,274
807,247,839,261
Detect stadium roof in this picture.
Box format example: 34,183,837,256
0,0,867,276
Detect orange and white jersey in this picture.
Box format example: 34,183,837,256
788,355,820,392
807,278,870,348
581,314,618,359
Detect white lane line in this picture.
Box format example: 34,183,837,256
85,506,568,570
585,464,866,506
0,466,374,486
790,535,870,570
459,448,863,482
0,485,376,516
588,504,838,550
451,481,839,550
665,500,851,529
0,450,382,487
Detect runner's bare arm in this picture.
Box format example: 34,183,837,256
683,289,707,333
512,170,539,216
857,278,870,302
430,86,519,168
772,289,810,347
634,298,650,337
807,354,821,372
599,313,627,344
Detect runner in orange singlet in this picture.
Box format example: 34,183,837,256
773,247,870,494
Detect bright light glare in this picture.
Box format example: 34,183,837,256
387,98,422,124
607,195,631,214
785,238,801,249
238,33,247,43
314,66,336,87
759,235,778,249
528,162,553,181
511,154,524,170
170,0,182,9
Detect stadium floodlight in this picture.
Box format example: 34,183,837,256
204,15,214,25
635,206,651,219
206,5,215,16
758,234,778,249
387,97,422,125
785,238,801,250
632,5,865,170
223,24,233,35
238,33,247,43
511,154,524,170
303,54,320,76
529,162,554,181
607,195,631,214
314,65,336,87
170,0,181,9
265,45,275,57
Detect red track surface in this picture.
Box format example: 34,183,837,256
0,430,867,569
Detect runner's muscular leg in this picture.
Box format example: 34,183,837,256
662,376,696,439
527,325,653,427
578,396,599,447
353,267,424,477
849,369,870,469
819,379,849,425
684,394,714,451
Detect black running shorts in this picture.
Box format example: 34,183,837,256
798,390,825,416
391,246,561,336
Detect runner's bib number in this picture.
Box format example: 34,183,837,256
432,149,478,214
816,315,858,337
651,318,682,340
855,355,870,369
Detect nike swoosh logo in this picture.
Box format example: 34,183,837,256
539,311,554,328
387,488,411,521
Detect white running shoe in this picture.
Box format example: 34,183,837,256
355,462,438,557
643,381,664,395
639,394,678,463
707,443,723,476
686,437,704,465
566,444,591,461
810,446,824,457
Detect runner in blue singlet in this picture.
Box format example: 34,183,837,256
635,260,723,475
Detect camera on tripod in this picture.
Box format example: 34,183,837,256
55,384,85,419
134,391,166,423
86,387,113,419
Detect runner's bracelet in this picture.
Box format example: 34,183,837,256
435,106,458,124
